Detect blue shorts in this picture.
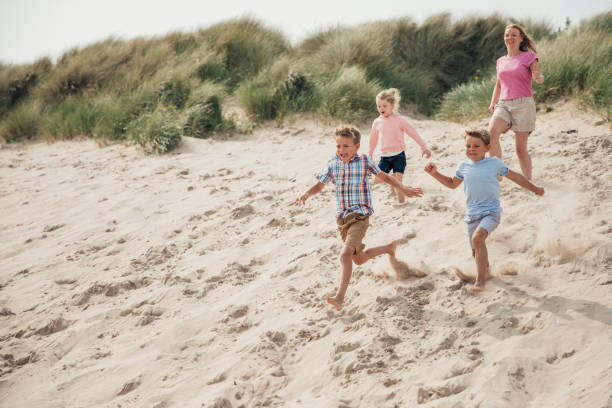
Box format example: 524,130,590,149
466,212,501,248
378,152,406,174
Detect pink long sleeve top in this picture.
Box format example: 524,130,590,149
368,113,428,157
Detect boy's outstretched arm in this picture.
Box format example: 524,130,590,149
424,163,463,189
505,170,545,195
375,172,423,197
294,181,325,205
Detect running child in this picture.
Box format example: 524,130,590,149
369,88,431,205
424,129,544,293
295,125,424,310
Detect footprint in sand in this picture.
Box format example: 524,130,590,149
231,204,254,219
31,317,71,336
417,382,467,404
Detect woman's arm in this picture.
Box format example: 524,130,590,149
488,78,501,112
530,60,544,83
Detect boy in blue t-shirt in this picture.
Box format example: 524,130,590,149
424,129,544,292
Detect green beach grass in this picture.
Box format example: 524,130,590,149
1,12,609,151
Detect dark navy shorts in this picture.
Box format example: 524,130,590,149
378,152,406,174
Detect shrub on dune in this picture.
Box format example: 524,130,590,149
0,103,43,142
126,108,181,154
319,66,380,122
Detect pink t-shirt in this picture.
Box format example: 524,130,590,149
368,113,427,157
496,51,538,100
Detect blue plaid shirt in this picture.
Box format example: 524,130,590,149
317,154,381,218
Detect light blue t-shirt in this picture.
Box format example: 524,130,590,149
455,157,509,221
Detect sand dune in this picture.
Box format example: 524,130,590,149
1,102,611,407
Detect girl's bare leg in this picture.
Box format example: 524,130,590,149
393,172,405,203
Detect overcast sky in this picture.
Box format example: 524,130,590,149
0,0,610,64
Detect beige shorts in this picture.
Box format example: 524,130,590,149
492,97,536,133
337,212,369,254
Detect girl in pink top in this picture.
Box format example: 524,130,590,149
369,88,431,205
488,24,544,180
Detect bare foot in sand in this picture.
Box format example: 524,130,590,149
326,295,343,311
389,240,398,258
452,265,491,283
469,281,485,293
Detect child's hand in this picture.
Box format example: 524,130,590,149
294,192,309,205
401,186,423,198
424,162,437,174
534,186,545,196
422,149,432,159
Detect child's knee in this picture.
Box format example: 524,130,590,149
471,230,487,246
340,246,354,262
353,252,367,265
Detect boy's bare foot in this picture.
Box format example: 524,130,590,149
452,265,491,283
389,240,397,258
326,295,343,311
469,281,485,293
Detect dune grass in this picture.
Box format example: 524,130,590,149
0,102,43,142
0,12,608,151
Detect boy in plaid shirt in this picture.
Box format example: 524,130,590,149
294,125,424,310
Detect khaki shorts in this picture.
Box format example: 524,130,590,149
337,212,369,254
492,97,536,132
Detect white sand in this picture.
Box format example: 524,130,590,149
1,102,611,408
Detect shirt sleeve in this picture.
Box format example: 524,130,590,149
455,162,465,180
368,122,379,157
317,162,333,184
399,116,428,152
524,51,538,67
366,155,381,176
496,158,509,177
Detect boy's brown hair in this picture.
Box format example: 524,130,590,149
464,128,490,145
335,125,361,144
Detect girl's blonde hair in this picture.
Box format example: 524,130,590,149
376,88,401,113
505,24,538,53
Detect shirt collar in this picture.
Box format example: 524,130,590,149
336,153,359,163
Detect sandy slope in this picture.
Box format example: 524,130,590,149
1,102,611,408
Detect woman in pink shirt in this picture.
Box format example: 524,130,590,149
488,24,544,180
369,88,431,205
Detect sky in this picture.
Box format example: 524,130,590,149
0,0,610,65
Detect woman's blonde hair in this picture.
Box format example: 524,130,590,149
505,24,538,53
376,88,401,113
